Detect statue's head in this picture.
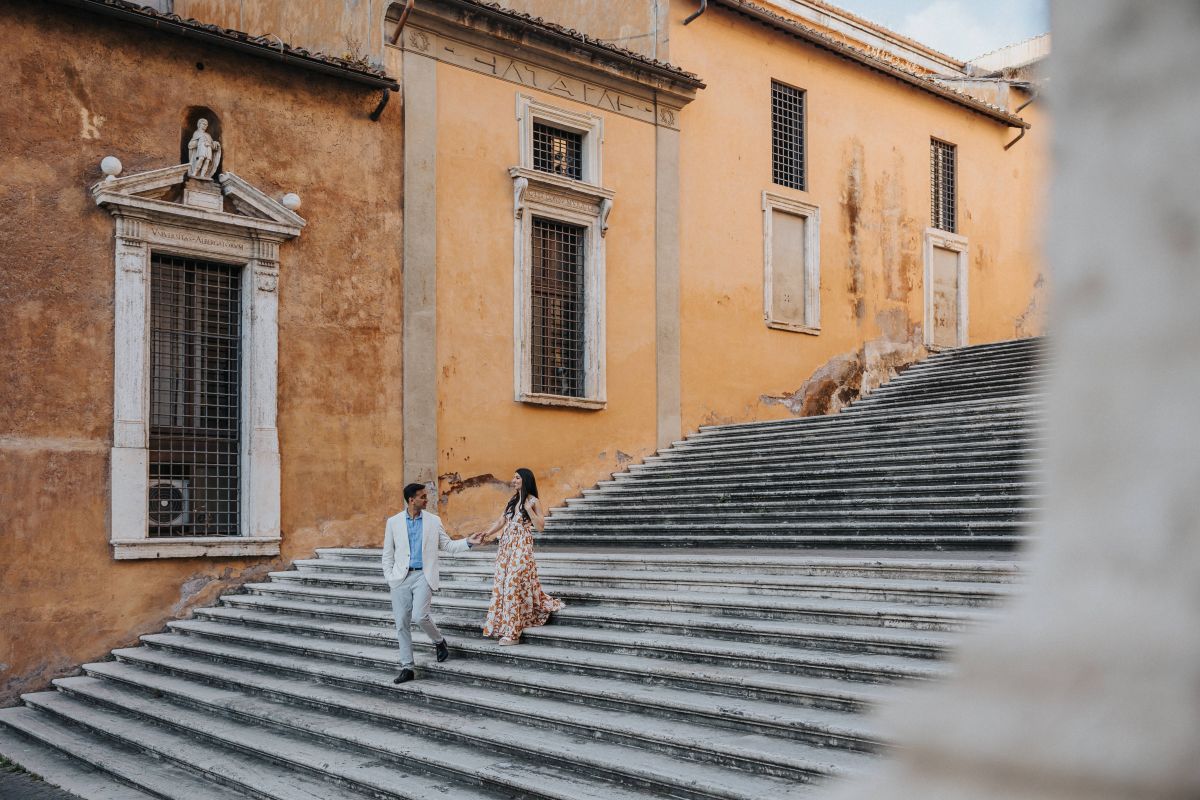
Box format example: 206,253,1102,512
197,118,209,131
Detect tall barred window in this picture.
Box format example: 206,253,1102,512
931,138,957,232
533,122,583,180
148,255,242,537
530,218,586,398
772,81,806,190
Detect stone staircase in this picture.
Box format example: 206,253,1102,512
544,336,1045,549
0,337,1043,799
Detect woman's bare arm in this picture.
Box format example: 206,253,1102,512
525,496,546,532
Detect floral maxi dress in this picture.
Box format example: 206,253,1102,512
482,513,564,641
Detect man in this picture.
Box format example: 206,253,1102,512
382,482,479,683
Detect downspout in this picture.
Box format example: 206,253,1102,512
390,0,415,44
1004,91,1037,150
683,0,708,26
374,0,414,122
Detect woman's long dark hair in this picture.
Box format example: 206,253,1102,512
504,468,539,522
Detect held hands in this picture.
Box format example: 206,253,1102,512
466,531,487,547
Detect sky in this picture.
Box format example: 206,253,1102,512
828,0,1049,62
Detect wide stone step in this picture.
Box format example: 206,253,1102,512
298,559,1014,606
226,587,979,646
884,353,1044,380
556,496,1041,518
573,480,1041,505
168,614,945,684
877,368,1047,393
140,626,886,710
548,509,1031,529
659,424,1039,459
19,689,379,800
111,640,879,749
46,675,676,800
694,397,1041,437
83,654,868,787
633,438,1042,475
533,533,1028,549
852,384,1047,409
602,459,1040,489
0,707,206,800
317,548,1022,582
838,393,1043,417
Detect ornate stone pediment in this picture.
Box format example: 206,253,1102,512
91,165,305,238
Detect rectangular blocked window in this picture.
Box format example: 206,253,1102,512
931,138,957,232
763,191,820,333
530,218,586,398
533,122,584,180
148,254,242,537
772,81,806,190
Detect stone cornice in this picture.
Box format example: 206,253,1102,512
397,2,702,118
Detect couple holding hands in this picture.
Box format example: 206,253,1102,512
381,468,564,684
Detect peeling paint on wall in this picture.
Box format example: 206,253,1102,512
842,138,867,322
762,312,926,416
1015,273,1046,339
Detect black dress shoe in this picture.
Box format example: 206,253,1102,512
393,668,415,684
435,639,450,663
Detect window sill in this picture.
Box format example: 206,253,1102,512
519,392,606,410
766,320,821,335
110,536,282,560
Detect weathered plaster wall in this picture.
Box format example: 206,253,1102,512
501,0,668,59
429,62,660,533
175,0,387,63
670,2,1047,431
0,1,403,704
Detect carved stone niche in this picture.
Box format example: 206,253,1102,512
509,166,614,409
91,164,305,560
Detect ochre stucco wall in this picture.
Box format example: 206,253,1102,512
0,1,403,704
175,0,388,63
668,2,1048,430
430,63,660,533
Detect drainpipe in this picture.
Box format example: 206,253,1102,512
683,0,708,26
1004,90,1038,150
390,0,415,44
374,0,414,122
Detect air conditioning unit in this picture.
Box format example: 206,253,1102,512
149,479,190,528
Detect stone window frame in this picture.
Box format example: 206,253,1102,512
517,93,604,185
762,190,821,334
92,164,304,559
923,226,970,350
510,164,613,410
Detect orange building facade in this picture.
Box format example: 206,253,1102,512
0,0,1047,703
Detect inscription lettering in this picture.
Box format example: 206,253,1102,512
422,29,657,126
148,226,248,253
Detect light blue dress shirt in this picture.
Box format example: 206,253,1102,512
405,512,423,569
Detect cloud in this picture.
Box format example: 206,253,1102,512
898,0,999,60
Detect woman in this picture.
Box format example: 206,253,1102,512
471,468,564,645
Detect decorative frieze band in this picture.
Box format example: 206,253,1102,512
404,26,682,130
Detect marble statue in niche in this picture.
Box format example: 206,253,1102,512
187,118,222,179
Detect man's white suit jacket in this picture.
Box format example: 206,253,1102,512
381,510,470,591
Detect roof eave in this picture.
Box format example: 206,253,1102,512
48,0,400,90
712,0,1029,129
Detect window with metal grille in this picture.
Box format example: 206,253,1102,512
772,81,806,190
148,254,242,537
533,122,583,180
931,138,957,232
530,218,586,398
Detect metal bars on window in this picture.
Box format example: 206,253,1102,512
533,122,583,180
931,138,957,232
148,254,242,537
772,81,806,190
530,218,586,398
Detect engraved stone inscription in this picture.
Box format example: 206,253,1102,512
423,29,662,127
147,225,249,255
526,189,598,215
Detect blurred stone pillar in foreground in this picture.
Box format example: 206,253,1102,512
829,2,1200,798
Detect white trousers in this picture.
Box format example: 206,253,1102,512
389,570,441,669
